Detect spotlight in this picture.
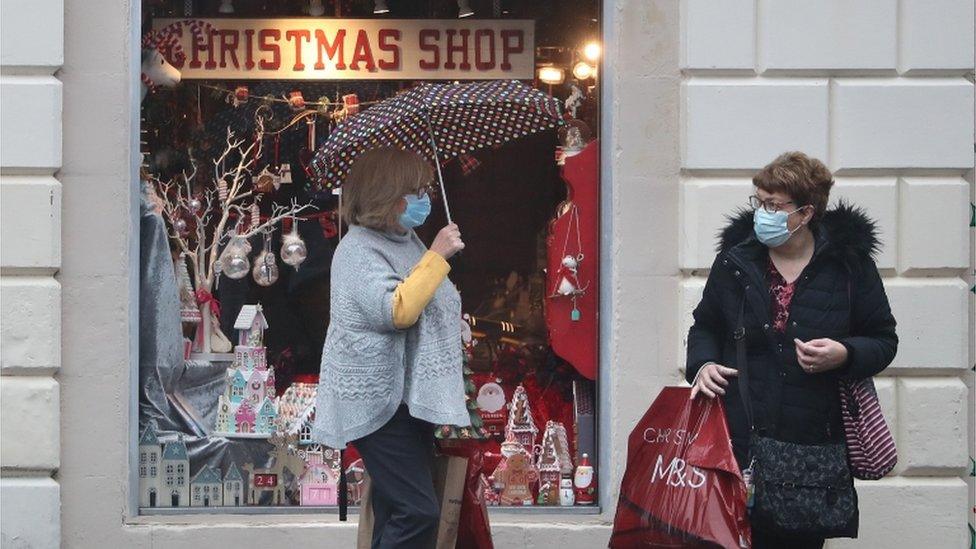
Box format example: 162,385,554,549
537,66,566,85
458,0,475,18
572,61,595,80
373,0,390,14
583,42,601,62
218,0,234,13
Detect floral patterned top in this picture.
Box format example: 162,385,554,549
768,259,796,333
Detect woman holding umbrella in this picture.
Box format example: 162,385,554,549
311,147,470,548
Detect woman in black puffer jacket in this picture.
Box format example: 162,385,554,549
686,152,897,549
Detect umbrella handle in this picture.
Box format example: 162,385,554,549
424,114,453,226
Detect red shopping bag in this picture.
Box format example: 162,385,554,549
610,387,751,549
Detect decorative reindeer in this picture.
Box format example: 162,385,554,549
140,19,212,101
241,434,307,505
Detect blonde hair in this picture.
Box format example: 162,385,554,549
753,151,834,219
341,147,433,231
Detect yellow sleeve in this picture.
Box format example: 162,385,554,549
392,251,451,329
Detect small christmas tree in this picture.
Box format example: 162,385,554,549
436,343,487,440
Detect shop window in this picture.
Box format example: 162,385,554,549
137,0,601,515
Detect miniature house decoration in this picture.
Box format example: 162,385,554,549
536,421,573,505
138,422,163,507
137,423,253,509
190,465,224,507
161,434,190,507
234,304,268,347
299,445,340,506
224,462,244,506
276,382,317,445
505,384,538,453
212,305,278,438
139,422,191,508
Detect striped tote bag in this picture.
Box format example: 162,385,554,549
838,378,897,480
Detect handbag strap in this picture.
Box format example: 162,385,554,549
734,295,755,430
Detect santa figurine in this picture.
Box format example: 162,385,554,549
476,380,507,437
573,453,596,505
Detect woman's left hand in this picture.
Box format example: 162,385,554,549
794,338,848,374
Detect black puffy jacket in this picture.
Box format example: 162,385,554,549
685,203,898,467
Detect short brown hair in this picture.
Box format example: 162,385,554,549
753,152,834,219
341,147,433,230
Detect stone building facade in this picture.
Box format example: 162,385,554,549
1,1,973,547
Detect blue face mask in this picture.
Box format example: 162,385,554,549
753,207,805,247
399,194,432,229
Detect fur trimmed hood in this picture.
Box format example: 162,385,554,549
718,200,882,268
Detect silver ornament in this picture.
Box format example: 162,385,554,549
188,198,203,213
252,251,279,286
222,253,250,279
280,225,307,268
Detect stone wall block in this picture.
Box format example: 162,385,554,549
0,76,63,170
896,377,969,475
0,177,62,271
0,277,61,373
0,377,60,470
898,0,975,73
0,0,64,72
681,0,755,71
884,279,970,371
0,477,60,549
898,177,970,272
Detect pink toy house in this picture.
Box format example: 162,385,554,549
235,400,256,433
299,447,338,506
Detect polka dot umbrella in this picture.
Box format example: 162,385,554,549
309,80,562,224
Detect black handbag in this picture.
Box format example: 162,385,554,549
735,298,858,538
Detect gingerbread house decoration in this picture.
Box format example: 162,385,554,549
223,462,244,506
505,384,538,453
299,445,339,506
161,435,190,507
536,422,572,504
235,304,268,347
190,465,223,507
138,422,163,507
276,382,318,445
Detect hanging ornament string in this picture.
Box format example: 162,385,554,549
193,82,389,111
551,204,589,321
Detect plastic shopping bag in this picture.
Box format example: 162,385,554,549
610,387,751,549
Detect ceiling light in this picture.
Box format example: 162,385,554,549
458,0,475,18
374,0,390,14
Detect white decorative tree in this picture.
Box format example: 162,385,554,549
152,125,313,354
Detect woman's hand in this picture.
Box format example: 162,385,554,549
794,338,848,374
430,223,465,259
690,362,738,399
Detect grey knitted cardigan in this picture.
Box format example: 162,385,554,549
311,225,471,448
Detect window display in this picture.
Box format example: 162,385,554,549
137,0,602,517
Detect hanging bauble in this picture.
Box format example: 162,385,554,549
307,0,325,16
188,197,203,214
174,218,188,234
222,253,250,279
252,232,279,286
219,232,252,279
280,224,307,268
232,85,249,107
287,89,306,111
252,251,279,286
254,166,279,193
